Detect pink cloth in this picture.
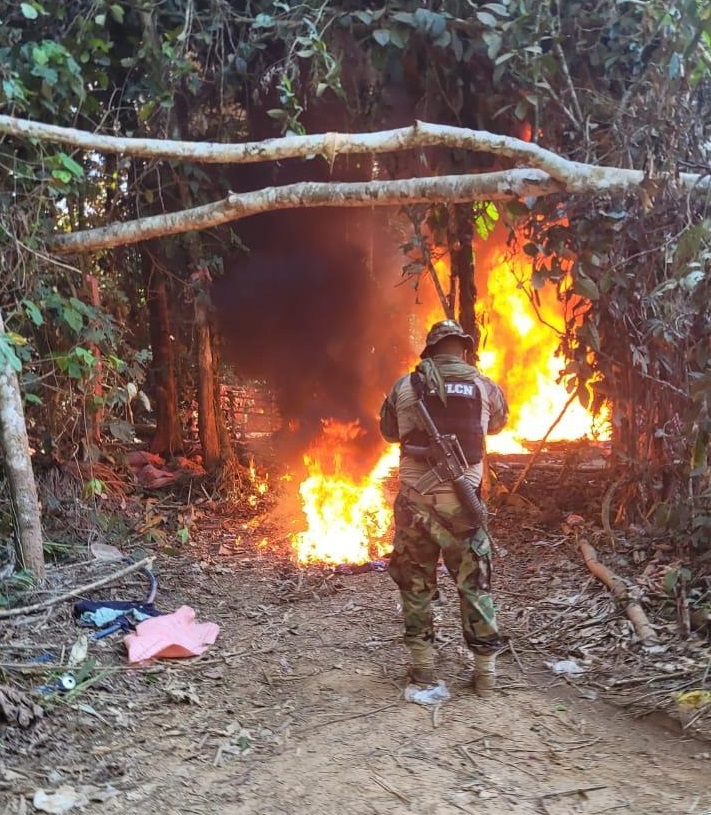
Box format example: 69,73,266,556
124,605,220,663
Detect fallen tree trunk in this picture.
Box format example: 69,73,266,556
579,539,657,644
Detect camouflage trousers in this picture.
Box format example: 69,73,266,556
388,490,501,657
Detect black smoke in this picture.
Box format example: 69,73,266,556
213,209,414,468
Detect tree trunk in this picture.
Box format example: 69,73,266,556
194,286,220,472
143,247,183,457
83,273,103,453
212,336,236,473
0,310,45,581
451,203,477,353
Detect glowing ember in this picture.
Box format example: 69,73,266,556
246,456,270,507
290,421,399,564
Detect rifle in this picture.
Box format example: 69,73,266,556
402,398,489,528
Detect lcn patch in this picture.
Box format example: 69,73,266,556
445,382,477,397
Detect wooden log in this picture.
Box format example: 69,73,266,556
579,540,657,644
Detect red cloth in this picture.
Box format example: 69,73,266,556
123,605,219,663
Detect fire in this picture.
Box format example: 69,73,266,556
474,228,609,453
245,456,270,508
290,421,399,565
286,223,608,565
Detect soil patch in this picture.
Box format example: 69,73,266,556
2,497,710,815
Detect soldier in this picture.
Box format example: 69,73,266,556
379,319,509,696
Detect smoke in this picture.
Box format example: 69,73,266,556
213,210,415,466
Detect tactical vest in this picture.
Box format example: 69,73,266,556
402,372,484,465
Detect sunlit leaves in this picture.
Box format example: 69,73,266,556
110,4,124,24
372,29,389,46
476,11,499,28
474,201,499,240
22,300,44,327
1,77,29,104
6,37,87,116
53,346,97,380
252,13,275,29
20,3,39,20
0,334,23,373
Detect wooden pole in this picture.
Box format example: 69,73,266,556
578,540,656,644
511,391,578,495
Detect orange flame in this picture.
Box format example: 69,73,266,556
289,224,608,564
423,228,608,453
290,421,399,564
474,230,609,453
243,456,270,508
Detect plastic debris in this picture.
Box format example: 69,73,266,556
35,674,76,697
546,659,586,676
404,681,450,706
79,606,153,628
67,634,88,668
34,785,88,814
123,605,219,663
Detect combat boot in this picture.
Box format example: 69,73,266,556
473,653,496,697
408,644,437,685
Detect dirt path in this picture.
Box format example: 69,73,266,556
2,540,710,815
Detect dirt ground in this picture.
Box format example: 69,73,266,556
2,468,711,815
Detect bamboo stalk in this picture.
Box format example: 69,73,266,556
578,540,656,644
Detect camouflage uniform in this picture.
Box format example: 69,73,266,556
379,320,509,670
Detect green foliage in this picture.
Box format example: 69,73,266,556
474,202,500,241
81,477,105,499
0,333,24,373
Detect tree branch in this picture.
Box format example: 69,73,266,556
4,114,708,255
1,115,708,194
48,161,711,255
49,170,563,254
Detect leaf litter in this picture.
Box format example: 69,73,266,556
0,455,709,813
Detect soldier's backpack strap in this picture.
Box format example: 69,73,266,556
410,370,426,400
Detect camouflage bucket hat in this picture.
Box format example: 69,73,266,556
420,319,475,358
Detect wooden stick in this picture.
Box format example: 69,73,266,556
507,637,526,674
541,783,607,800
511,391,578,494
578,541,657,644
0,556,155,619
298,701,399,732
371,771,412,806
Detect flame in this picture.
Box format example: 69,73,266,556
290,421,399,564
474,230,609,453
425,229,608,454
287,223,608,565
245,456,270,508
